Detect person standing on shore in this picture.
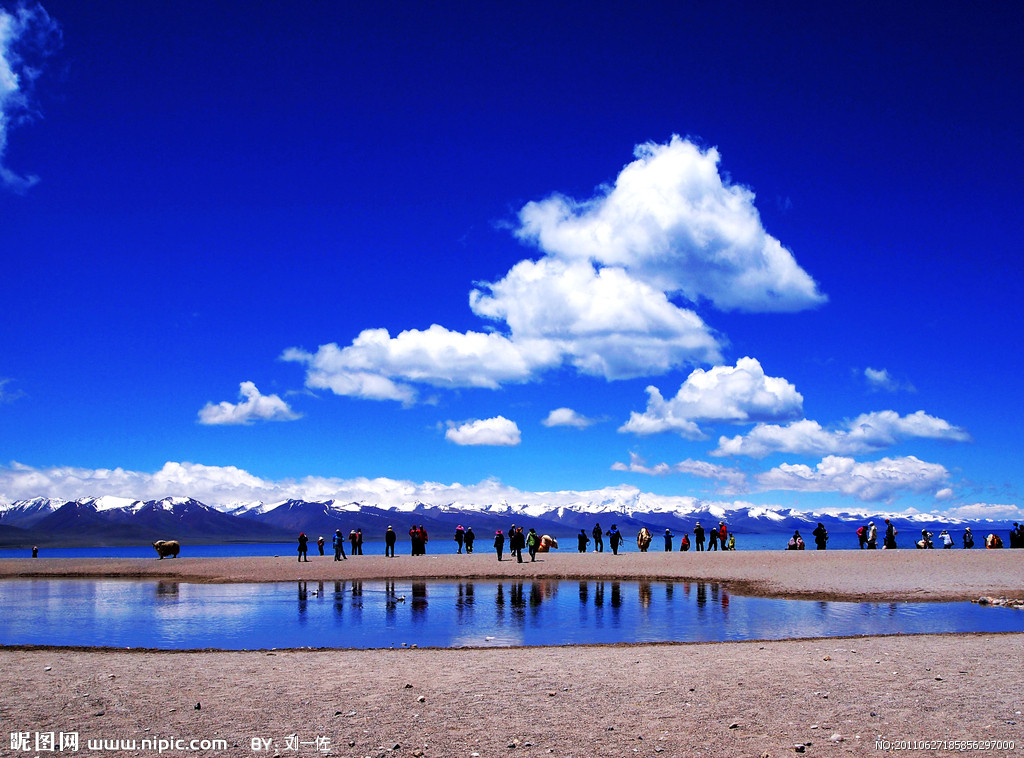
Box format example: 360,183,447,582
527,528,540,561
883,519,898,549
867,521,878,549
812,522,828,550
494,529,505,561
356,529,364,555
592,523,604,552
297,532,309,562
332,529,347,560
940,530,953,549
409,525,421,556
454,525,465,554
348,529,359,556
384,526,397,557
577,529,590,552
963,527,974,548
718,522,728,549
464,526,475,553
513,526,526,563
856,524,868,549
664,529,674,551
316,536,325,556
419,525,429,554
694,522,705,551
707,524,719,551
606,524,623,555
680,533,690,551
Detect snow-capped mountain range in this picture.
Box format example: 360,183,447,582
0,493,1012,548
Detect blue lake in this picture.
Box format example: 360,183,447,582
1,579,1021,650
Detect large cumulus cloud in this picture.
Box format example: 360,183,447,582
281,137,823,405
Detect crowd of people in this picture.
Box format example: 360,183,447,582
299,520,1024,559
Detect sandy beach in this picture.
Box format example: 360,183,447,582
2,551,1023,756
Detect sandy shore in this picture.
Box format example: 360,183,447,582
3,552,1023,756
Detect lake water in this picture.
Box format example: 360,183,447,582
1,579,1021,650
0,528,986,559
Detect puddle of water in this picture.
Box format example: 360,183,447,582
0,579,1020,649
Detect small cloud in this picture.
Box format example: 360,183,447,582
944,503,1024,521
864,367,914,393
611,452,748,493
935,487,954,501
0,377,25,404
198,382,301,426
542,407,595,429
445,416,521,446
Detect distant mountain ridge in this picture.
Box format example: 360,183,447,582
0,494,1014,549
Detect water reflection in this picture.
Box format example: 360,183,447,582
2,578,1022,650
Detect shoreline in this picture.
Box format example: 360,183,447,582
2,549,1022,603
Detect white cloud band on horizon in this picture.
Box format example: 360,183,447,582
197,382,301,425
1,460,1014,519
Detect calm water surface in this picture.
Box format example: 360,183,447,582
1,579,1021,649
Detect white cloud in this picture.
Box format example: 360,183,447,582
713,410,970,458
285,137,824,404
542,407,596,429
943,503,1024,521
611,452,748,493
0,4,59,192
935,487,954,501
516,135,826,312
864,367,914,393
282,325,560,404
445,416,522,446
471,258,721,379
755,455,950,502
619,357,803,438
197,382,301,426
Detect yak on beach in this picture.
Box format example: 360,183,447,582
152,540,180,559
538,535,558,552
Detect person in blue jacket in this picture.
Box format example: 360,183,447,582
606,524,623,555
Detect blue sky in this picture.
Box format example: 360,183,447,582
1,1,1021,517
